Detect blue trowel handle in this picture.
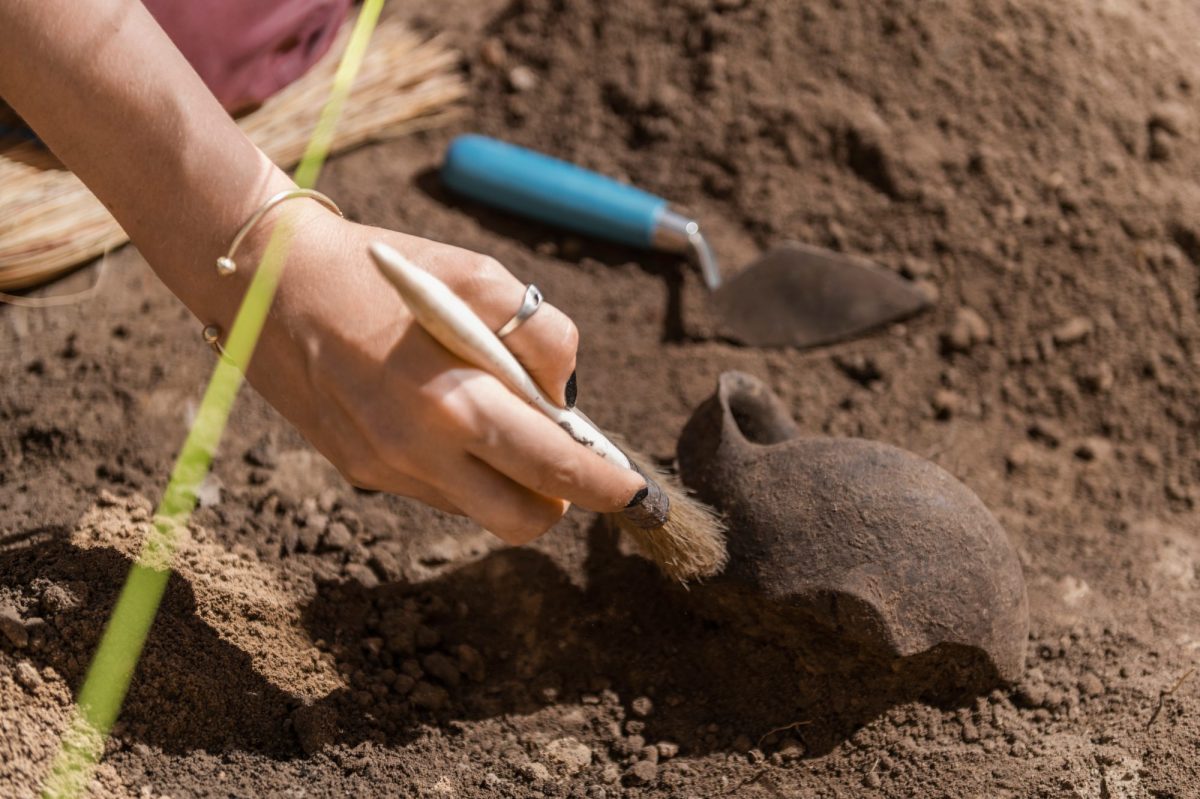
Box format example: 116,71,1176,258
442,134,668,249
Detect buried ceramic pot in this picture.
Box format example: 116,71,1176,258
677,371,1029,681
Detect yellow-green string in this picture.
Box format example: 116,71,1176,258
40,2,386,796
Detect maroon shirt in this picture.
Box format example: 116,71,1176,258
143,0,353,113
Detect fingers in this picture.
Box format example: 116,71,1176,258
425,452,570,545
447,260,580,407
463,379,646,515
307,363,466,516
501,301,578,408
391,237,580,407
340,463,464,516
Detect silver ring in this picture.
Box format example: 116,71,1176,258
496,284,542,338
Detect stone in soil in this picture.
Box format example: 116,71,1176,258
544,737,593,774
14,661,42,691
1052,316,1094,346
623,760,657,786
942,307,990,353
410,681,450,711
421,652,461,687
291,703,337,755
0,606,28,648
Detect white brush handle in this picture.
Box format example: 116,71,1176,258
369,242,635,473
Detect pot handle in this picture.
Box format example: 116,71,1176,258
713,372,801,450
677,371,800,496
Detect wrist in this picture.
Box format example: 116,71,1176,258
195,183,337,332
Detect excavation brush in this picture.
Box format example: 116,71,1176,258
440,135,930,349
369,242,728,582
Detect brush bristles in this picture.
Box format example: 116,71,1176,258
612,448,728,583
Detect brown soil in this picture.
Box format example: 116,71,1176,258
4,0,1200,796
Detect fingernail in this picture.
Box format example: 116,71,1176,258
565,370,578,409
622,478,669,528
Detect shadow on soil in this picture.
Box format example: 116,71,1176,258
412,167,691,342
300,520,1001,759
0,527,300,757
0,521,1000,762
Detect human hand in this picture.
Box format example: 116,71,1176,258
242,208,645,544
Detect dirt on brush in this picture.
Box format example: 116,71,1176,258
3,0,1200,795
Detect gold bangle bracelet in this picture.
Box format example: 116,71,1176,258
215,188,342,277
204,188,342,357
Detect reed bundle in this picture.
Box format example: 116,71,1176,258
0,15,465,292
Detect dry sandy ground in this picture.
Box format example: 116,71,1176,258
3,0,1200,796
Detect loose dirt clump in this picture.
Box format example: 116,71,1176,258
3,0,1200,796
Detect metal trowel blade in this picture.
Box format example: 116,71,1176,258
709,242,931,348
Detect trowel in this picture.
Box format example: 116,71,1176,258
441,135,930,348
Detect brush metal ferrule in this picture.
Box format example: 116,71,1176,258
621,467,670,529
652,207,723,292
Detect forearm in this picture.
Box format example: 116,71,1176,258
0,0,295,326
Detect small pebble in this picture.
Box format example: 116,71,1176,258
1076,361,1114,393
368,549,401,582
942,307,990,353
623,760,657,786
291,703,337,754
1016,682,1048,708
1005,442,1036,473
932,389,963,420
422,652,461,687
0,607,29,648
519,762,552,783
456,644,486,682
410,681,449,711
14,660,42,691
901,256,934,278
776,739,805,761
317,488,339,513
545,737,593,774
243,435,277,468
656,741,680,760
1149,130,1174,161
1079,672,1104,697
622,734,646,754
913,279,940,304
631,695,654,717
833,353,884,386
1028,417,1065,447
508,66,538,93
1052,316,1093,346
321,522,353,551
343,563,379,589
1075,437,1113,462
1149,102,1189,136
297,525,322,553
479,37,506,67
